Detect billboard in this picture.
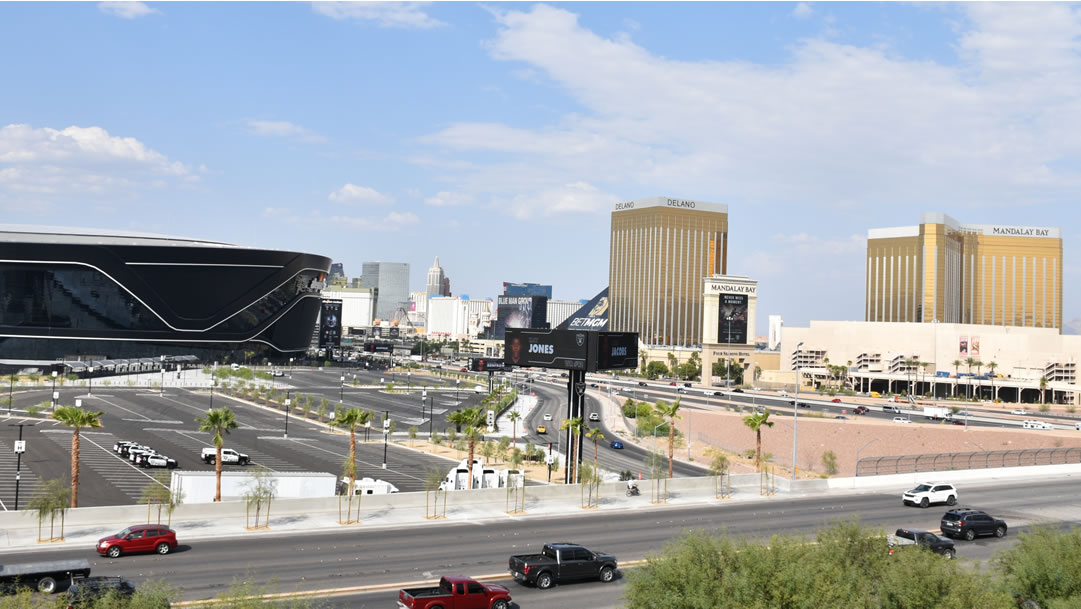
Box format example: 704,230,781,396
959,336,969,356
492,295,549,339
470,357,508,373
319,299,343,349
504,328,589,370
557,287,609,331
971,336,980,356
592,332,638,371
717,293,748,344
364,343,392,353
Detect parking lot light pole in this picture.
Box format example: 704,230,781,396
339,375,345,404
284,393,291,439
10,423,30,510
423,389,431,438
88,366,95,397
792,341,804,481
456,379,460,404
853,437,881,485
8,372,14,414
382,410,389,469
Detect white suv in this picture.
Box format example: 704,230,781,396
903,482,958,508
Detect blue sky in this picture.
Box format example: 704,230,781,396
2,1,1080,334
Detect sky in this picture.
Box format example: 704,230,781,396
2,1,1080,336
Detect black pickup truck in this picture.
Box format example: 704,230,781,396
888,528,956,560
508,543,618,590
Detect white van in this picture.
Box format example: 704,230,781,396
1022,420,1053,430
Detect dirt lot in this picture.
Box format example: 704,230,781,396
673,406,1081,479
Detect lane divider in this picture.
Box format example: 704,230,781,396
173,560,651,606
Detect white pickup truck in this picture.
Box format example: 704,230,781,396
200,447,250,465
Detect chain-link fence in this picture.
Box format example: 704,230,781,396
856,446,1081,477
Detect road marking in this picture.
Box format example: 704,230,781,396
123,419,184,424
89,395,151,420
174,561,651,606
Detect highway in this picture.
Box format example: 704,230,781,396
1,477,1076,602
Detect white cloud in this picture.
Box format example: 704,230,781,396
0,123,192,196
415,3,1081,222
499,182,620,219
328,183,394,205
792,2,813,19
424,191,473,207
330,211,419,230
98,2,158,19
311,2,443,29
246,120,327,143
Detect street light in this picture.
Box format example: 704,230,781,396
51,371,58,411
792,341,804,481
88,366,95,397
423,389,432,438
455,379,461,404
382,410,390,469
339,375,345,404
854,437,880,485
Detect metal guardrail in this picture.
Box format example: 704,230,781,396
856,446,1081,476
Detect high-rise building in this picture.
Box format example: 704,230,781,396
361,261,410,322
503,282,553,298
609,196,728,347
442,276,451,297
768,315,783,351
329,263,346,285
866,213,1062,329
426,257,446,296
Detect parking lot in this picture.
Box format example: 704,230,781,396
0,367,491,508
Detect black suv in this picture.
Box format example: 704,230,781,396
891,528,956,559
63,577,137,608
941,508,1008,541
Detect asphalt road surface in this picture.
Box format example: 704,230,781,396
0,477,1075,602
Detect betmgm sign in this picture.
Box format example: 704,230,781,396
504,328,638,371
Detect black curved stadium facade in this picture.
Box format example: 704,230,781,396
0,227,331,362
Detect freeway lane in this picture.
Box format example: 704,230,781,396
2,477,1077,601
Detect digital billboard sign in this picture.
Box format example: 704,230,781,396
717,293,748,344
592,332,638,371
504,328,588,370
492,296,549,339
558,287,608,331
503,329,638,371
469,357,508,372
364,343,392,353
319,299,343,349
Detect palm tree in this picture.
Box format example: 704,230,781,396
560,416,584,483
196,408,239,502
972,354,981,402
331,408,373,501
973,360,984,400
1039,376,1048,405
987,361,998,403
508,411,521,450
585,427,604,504
952,359,962,398
52,406,104,508
903,359,918,396
653,399,682,478
446,408,487,488
742,411,774,472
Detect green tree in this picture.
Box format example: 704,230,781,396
996,525,1081,608
331,408,373,511
952,359,962,397
408,425,418,447
196,408,239,502
585,427,605,506
507,410,521,449
708,450,728,497
742,411,773,472
446,407,488,489
28,478,70,543
653,399,682,478
645,361,669,380
561,416,584,483
52,406,104,507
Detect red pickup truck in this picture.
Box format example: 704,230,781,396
398,576,511,609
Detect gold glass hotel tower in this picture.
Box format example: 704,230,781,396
609,196,728,347
866,212,1063,329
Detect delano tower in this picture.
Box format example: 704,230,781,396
866,212,1063,329
609,196,728,347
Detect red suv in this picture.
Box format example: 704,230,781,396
853,406,869,415
97,525,178,558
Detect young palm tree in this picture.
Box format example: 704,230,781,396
952,359,962,398
52,406,104,507
585,427,604,503
331,408,372,499
987,361,998,402
653,399,682,478
742,411,774,472
560,416,584,483
446,407,487,488
964,357,977,400
507,411,521,450
1039,376,1048,405
196,408,239,502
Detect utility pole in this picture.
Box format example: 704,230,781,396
10,423,32,510
284,392,291,439
382,410,390,469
